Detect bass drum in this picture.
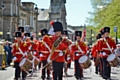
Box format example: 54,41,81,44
79,55,91,69
19,58,32,72
107,54,120,67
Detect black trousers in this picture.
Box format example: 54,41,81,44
94,58,99,73
74,60,83,79
67,62,71,68
102,58,111,78
52,61,64,80
14,62,27,80
41,60,50,78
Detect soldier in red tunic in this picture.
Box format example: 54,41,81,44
63,30,73,76
47,21,71,80
71,31,87,80
98,27,116,80
18,27,24,39
91,33,101,74
12,31,29,80
38,29,51,80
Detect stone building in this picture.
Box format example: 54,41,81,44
0,0,38,41
0,0,67,40
37,0,67,33
0,0,20,40
20,2,38,33
37,9,49,33
49,0,67,29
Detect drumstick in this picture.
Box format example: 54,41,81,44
41,54,59,69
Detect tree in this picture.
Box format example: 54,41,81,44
87,0,120,38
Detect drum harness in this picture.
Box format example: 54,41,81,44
77,42,92,72
103,38,112,53
41,36,64,69
77,42,84,55
18,46,37,76
104,38,120,66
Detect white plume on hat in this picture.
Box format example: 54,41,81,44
48,27,55,35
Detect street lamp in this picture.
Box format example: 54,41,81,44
0,31,3,40
90,29,94,46
35,4,39,39
114,26,118,44
7,31,10,41
38,32,41,40
38,32,41,36
1,2,5,39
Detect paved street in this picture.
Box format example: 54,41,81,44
0,61,120,80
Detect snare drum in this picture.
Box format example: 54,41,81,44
79,55,91,69
27,52,33,60
19,58,32,71
107,54,120,67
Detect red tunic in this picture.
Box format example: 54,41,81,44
38,41,50,61
91,42,98,58
38,35,51,61
98,37,116,58
50,36,72,62
71,41,87,60
12,41,29,62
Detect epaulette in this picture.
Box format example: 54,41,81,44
82,42,86,47
23,41,27,47
15,43,18,50
111,37,115,42
42,35,49,39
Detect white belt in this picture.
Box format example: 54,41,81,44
75,50,81,52
102,48,110,51
55,50,62,52
16,52,22,54
41,50,62,53
41,51,49,53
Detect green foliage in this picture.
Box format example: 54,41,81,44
87,0,120,38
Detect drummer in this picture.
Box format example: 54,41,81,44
98,27,116,80
63,30,73,76
38,29,51,80
12,31,30,80
47,21,72,80
71,31,87,80
91,33,102,75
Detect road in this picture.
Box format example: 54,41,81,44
0,61,120,80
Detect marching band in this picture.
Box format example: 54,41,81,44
10,21,120,80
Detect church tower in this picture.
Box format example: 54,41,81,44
49,0,67,29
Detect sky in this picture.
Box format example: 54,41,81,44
21,0,93,26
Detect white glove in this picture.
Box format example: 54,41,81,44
102,52,106,56
59,51,63,56
33,51,36,55
28,46,32,50
40,54,43,57
47,56,51,63
13,57,17,61
76,53,80,56
24,52,27,56
6,52,8,55
67,57,70,60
